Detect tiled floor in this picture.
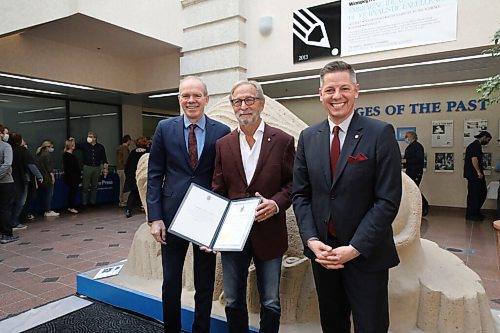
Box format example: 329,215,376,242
0,204,499,321
0,205,144,320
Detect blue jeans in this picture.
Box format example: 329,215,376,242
11,182,28,227
221,241,282,333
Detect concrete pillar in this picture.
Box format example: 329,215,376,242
180,0,247,106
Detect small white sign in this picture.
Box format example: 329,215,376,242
93,264,124,280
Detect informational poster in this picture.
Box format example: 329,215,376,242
483,153,492,176
435,152,454,173
293,1,341,63
431,120,453,147
341,0,457,56
396,127,415,142
464,119,487,147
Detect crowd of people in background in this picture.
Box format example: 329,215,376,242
0,123,148,244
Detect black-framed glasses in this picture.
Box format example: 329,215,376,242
230,97,260,107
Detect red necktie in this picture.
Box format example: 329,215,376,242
329,126,340,236
188,124,198,169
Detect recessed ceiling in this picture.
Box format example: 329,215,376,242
22,13,179,60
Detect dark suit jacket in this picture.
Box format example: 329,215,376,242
293,112,402,272
146,115,230,226
212,124,295,261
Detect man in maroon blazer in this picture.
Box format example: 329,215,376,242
211,80,295,333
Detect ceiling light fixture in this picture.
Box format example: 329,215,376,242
148,92,179,99
0,73,95,90
0,85,64,95
260,54,492,85
274,78,491,101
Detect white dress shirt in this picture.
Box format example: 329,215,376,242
238,120,265,185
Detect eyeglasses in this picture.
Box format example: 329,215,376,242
230,97,260,107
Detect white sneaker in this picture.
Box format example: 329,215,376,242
44,211,60,217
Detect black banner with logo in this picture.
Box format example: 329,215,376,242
293,1,341,63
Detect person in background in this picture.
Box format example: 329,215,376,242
0,124,18,244
123,136,149,218
74,131,108,207
402,130,429,216
36,140,60,217
147,76,230,333
20,139,43,223
117,134,131,208
211,80,295,332
1,126,9,143
8,132,30,230
63,138,81,214
463,130,492,221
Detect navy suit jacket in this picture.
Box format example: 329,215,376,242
146,115,230,226
293,112,402,272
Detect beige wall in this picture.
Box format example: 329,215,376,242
0,33,180,93
281,84,500,209
244,0,500,78
0,0,183,46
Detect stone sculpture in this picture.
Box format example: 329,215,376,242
112,95,497,332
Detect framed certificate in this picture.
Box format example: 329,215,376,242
168,183,261,251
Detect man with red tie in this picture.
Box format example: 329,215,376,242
293,61,402,333
147,76,230,333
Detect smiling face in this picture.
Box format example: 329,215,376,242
231,84,264,127
178,78,209,123
319,71,359,124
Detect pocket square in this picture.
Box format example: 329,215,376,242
348,153,368,163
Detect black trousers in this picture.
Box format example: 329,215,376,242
0,182,14,236
311,237,390,333
466,176,487,217
407,171,429,211
161,233,216,333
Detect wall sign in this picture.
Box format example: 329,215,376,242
293,1,341,63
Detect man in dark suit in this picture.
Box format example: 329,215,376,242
211,80,295,332
293,61,402,333
463,130,491,221
402,130,429,216
147,76,230,333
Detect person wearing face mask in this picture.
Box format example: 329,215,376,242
0,124,18,244
401,130,429,216
464,130,492,221
35,140,60,217
74,131,108,207
1,126,9,143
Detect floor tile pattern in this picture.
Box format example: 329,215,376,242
0,204,498,321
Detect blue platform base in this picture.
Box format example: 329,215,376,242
77,265,259,333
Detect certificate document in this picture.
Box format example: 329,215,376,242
168,183,261,251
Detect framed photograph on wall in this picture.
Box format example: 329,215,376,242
431,120,453,147
396,127,416,142
464,119,487,147
435,152,454,173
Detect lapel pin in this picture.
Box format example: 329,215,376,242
354,134,359,139
267,138,271,142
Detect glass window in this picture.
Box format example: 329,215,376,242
0,93,66,169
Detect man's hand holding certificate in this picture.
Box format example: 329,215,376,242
168,183,261,251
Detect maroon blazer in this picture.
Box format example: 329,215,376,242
212,123,295,260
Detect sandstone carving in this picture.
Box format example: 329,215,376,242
112,95,497,332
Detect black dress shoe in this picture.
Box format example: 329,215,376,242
125,209,132,218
